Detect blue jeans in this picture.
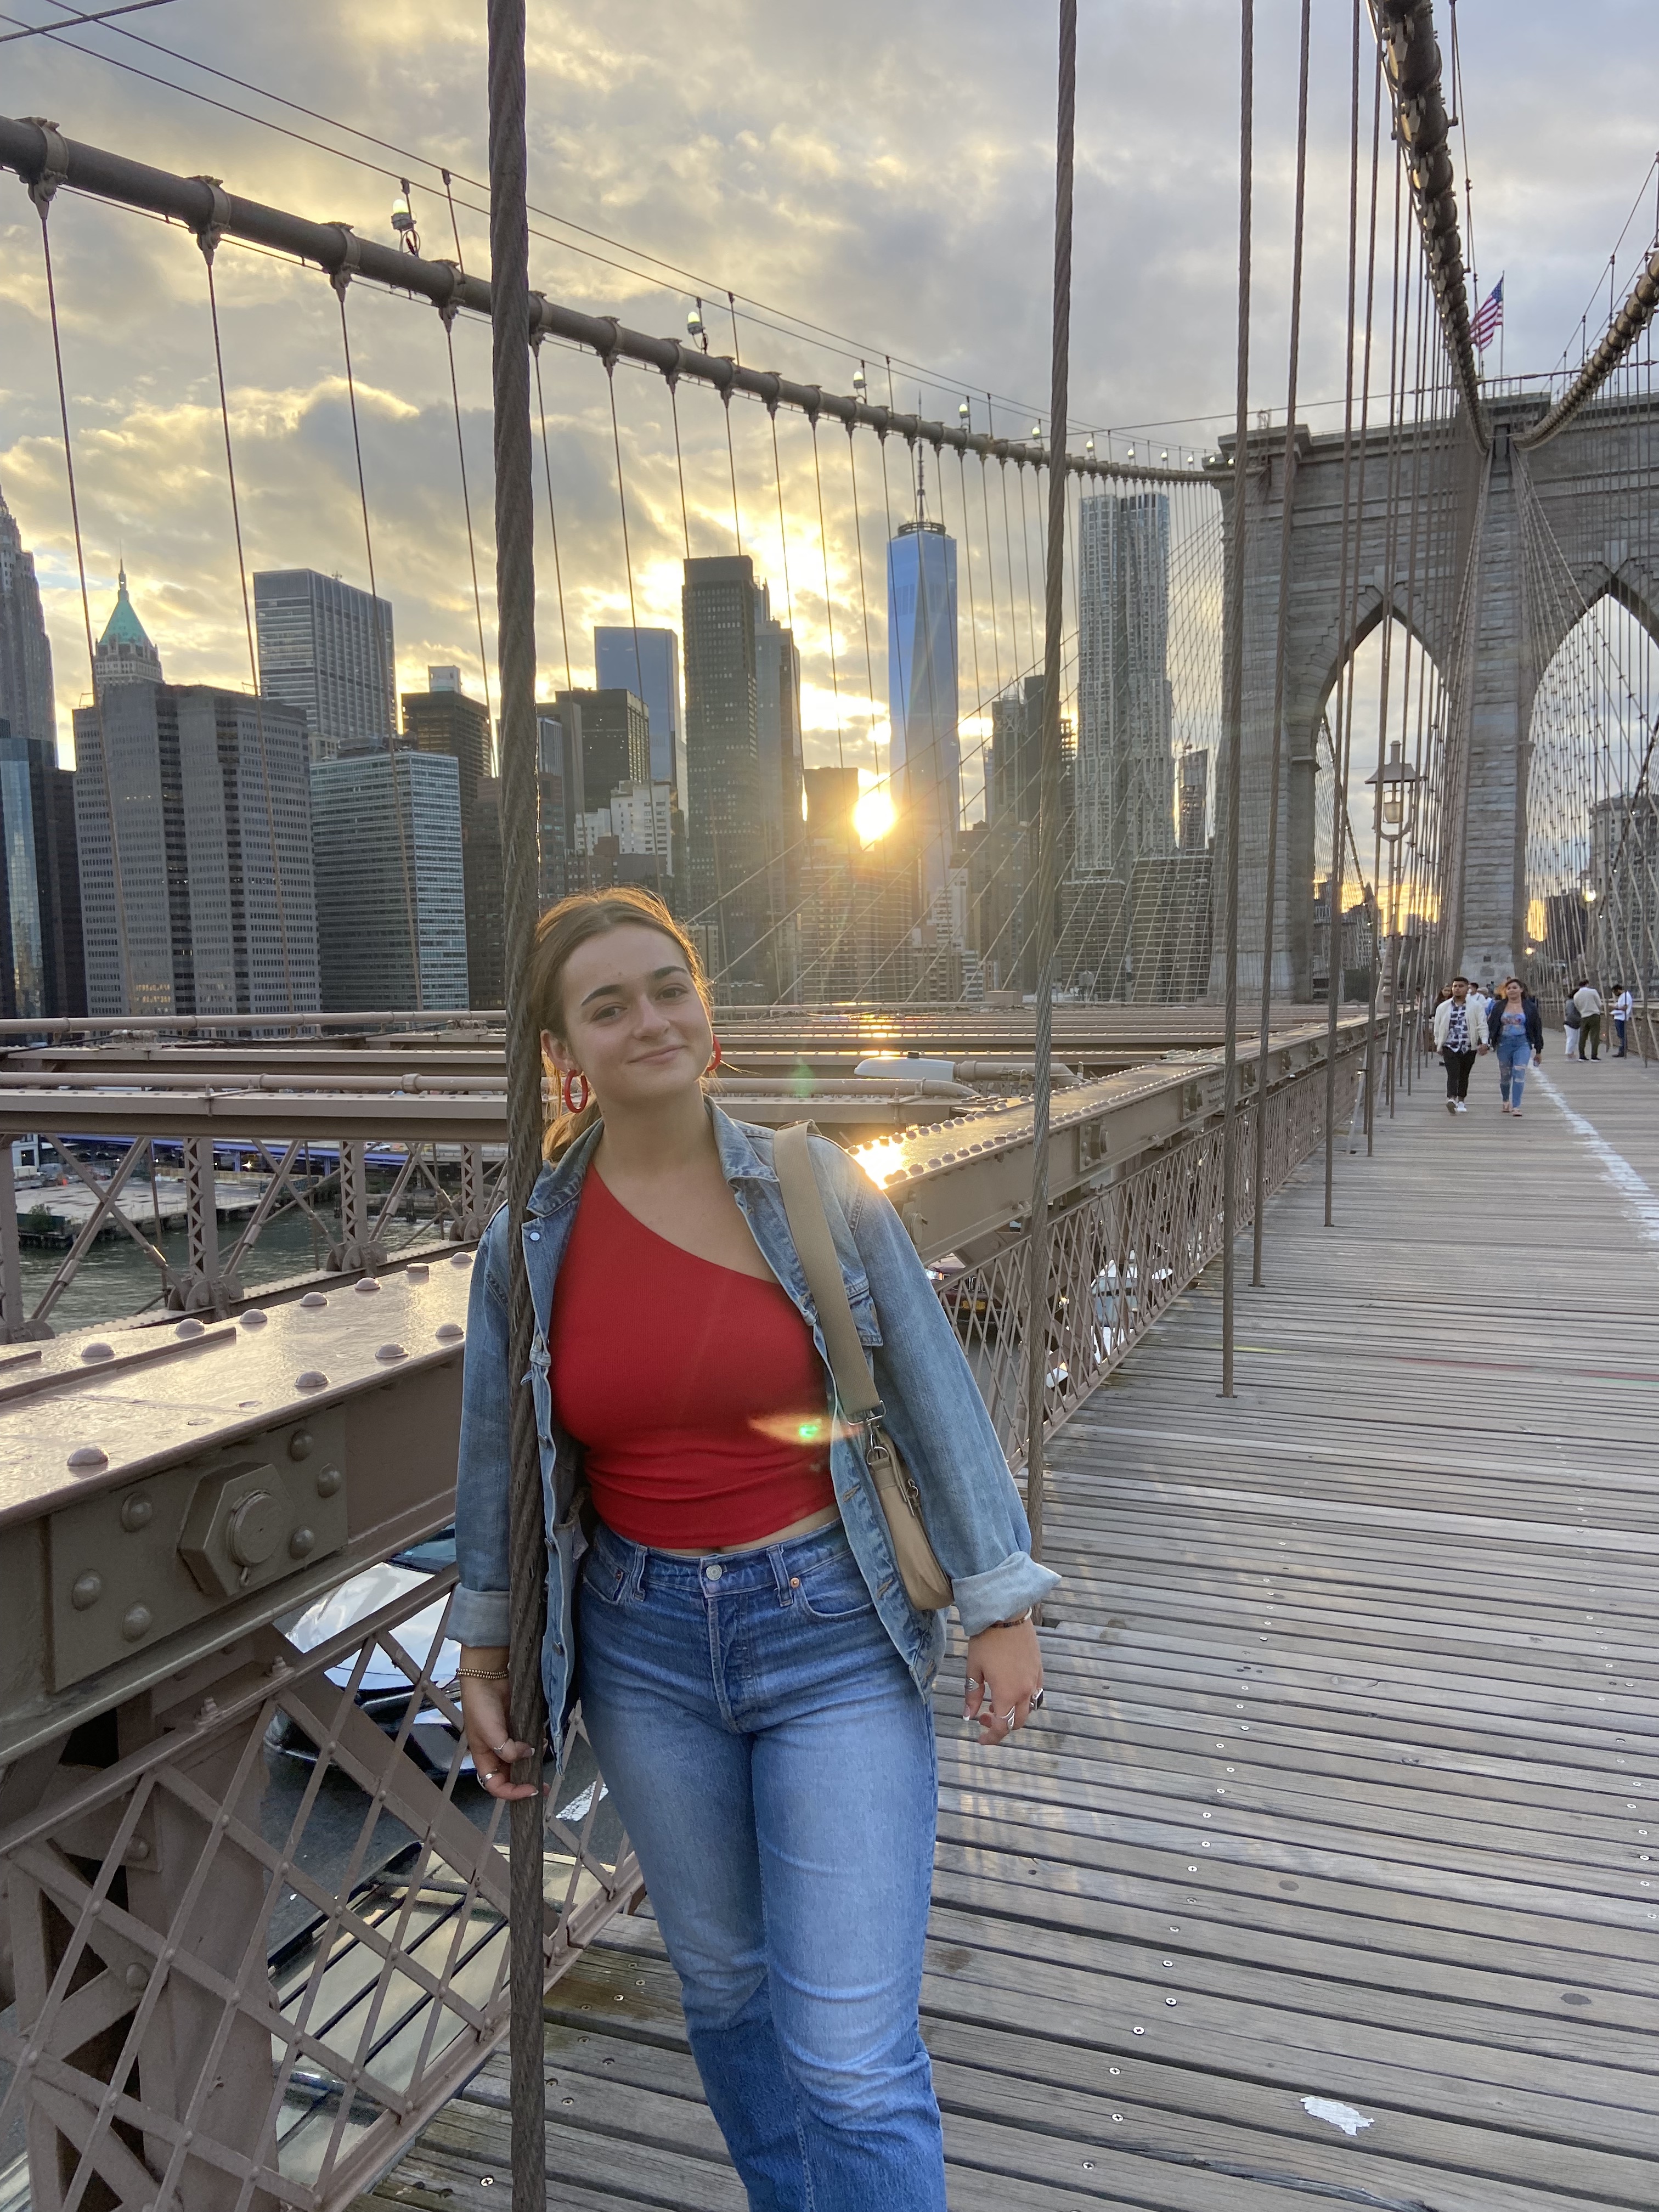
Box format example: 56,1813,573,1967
577,1519,946,2212
1497,1036,1531,1105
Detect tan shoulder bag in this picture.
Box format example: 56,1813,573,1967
774,1122,952,1613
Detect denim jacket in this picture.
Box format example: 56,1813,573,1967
450,1107,1058,1753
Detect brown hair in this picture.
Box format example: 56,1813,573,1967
525,888,712,1161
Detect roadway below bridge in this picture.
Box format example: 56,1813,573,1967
371,1042,1659,2211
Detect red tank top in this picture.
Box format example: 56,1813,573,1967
549,1167,836,1549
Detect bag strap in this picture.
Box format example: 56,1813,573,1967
773,1123,881,1419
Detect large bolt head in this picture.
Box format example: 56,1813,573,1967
225,1489,283,1568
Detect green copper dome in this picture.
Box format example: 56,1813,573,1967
98,565,155,653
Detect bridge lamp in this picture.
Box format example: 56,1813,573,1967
959,397,971,428
391,180,419,254
854,365,868,400
1085,435,1096,459
687,300,707,349
1366,738,1419,840
1160,448,1169,464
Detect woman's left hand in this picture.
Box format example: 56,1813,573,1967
963,1618,1044,1745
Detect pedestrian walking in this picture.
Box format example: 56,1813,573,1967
1492,978,1543,1116
1573,978,1604,1060
1613,984,1633,1057
1432,975,1488,1113
1564,989,1582,1058
452,888,1054,2212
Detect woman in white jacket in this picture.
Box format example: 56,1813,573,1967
1432,977,1488,1114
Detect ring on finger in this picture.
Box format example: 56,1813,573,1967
1001,1706,1017,1727
492,1739,514,1758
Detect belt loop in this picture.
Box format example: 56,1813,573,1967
627,1539,649,1600
768,1544,793,1603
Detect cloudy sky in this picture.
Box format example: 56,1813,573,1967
3,0,1656,803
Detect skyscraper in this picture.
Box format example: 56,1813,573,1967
0,484,55,755
1177,747,1210,853
400,667,500,1008
1076,492,1175,879
253,569,396,760
0,724,84,1018
309,750,466,1010
93,565,163,696
682,555,773,994
887,455,961,904
74,685,319,1017
594,628,681,796
754,583,803,995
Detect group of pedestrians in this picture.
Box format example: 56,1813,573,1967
1564,979,1635,1058
1432,975,1544,1115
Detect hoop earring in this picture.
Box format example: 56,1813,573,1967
708,1037,723,1074
561,1069,590,1115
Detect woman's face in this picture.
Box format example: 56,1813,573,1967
544,924,713,1111
1505,982,1522,1003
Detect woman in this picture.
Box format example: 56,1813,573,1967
452,888,1054,2211
1492,977,1543,1115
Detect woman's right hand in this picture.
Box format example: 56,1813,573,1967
457,1646,542,1801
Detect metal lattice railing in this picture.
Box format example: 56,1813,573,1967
940,1052,1356,1461
0,1571,639,2212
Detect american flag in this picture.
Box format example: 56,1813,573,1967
1471,277,1504,352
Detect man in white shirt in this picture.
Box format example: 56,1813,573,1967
1573,979,1605,1062
1613,984,1634,1058
1431,978,1488,1113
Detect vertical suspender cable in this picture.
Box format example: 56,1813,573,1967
484,3,547,2201
1020,0,1076,1579
443,311,497,762
1220,0,1252,1397
35,189,132,1011
533,344,575,692
1250,0,1310,1289
337,277,422,1012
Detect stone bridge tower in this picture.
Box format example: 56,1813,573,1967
1218,389,1659,997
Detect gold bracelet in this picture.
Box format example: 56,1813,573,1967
454,1666,508,1681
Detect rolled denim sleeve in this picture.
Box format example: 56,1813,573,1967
450,1212,514,1647
824,1146,1060,1635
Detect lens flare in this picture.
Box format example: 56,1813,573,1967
852,786,896,844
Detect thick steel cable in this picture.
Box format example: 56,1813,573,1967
1219,0,1251,1398
532,342,574,692
1324,0,1369,1228
484,2,548,2198
337,278,423,1012
810,418,847,775
202,243,296,1012
1249,0,1310,1290
442,310,497,759
848,427,880,768
33,191,132,1008
1019,0,1075,1570
770,412,795,629
668,376,693,563
721,392,743,554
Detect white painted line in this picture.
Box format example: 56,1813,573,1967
1532,1069,1659,1252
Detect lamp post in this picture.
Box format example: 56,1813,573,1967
1365,739,1420,1124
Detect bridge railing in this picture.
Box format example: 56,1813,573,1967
0,1016,1368,2212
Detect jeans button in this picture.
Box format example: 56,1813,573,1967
705,1562,723,1582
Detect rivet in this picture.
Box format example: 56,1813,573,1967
196,1699,217,1720
450,1251,473,1268
120,1492,154,1532
1132,2025,1144,2035
295,1370,328,1391
81,1341,116,1363
241,1309,269,1328
315,1466,342,1498
129,1839,150,1861
300,1291,328,1309
375,1342,407,1362
405,1262,429,1282
289,1430,314,1461
789,1576,801,1588
355,1278,381,1296
436,1323,464,1343
71,1571,104,1610
125,1963,148,1991
122,1604,152,1641
174,1318,206,1339
289,1527,316,1559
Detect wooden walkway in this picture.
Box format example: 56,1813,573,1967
374,1042,1659,2212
